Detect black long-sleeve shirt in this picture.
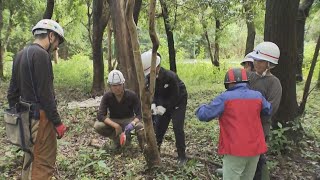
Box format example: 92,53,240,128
7,44,61,126
97,89,142,122
153,67,187,110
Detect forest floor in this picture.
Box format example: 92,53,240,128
0,81,320,179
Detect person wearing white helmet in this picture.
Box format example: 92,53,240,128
7,19,66,179
94,70,145,152
247,42,283,180
240,54,254,72
141,50,188,166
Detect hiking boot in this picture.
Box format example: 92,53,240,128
177,150,187,166
108,139,121,152
177,156,187,166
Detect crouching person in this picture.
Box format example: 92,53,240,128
94,70,145,151
196,68,272,180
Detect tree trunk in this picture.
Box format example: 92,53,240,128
91,0,109,96
107,22,113,73
125,0,161,168
243,0,256,56
86,0,93,48
108,0,139,93
42,0,60,63
296,0,314,82
316,60,320,89
298,35,320,114
133,0,142,24
43,0,54,19
213,19,220,67
159,0,176,73
204,29,215,65
0,0,3,79
318,61,320,89
264,0,299,128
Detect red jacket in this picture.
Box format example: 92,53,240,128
196,83,271,156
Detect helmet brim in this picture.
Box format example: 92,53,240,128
248,52,278,65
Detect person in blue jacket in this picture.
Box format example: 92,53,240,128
196,68,272,180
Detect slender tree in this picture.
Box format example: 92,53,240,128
203,23,215,66
296,0,315,82
243,0,256,55
91,0,110,96
85,0,93,47
213,19,220,67
43,0,55,19
126,0,161,168
264,0,300,128
298,35,320,114
318,60,320,88
0,0,3,79
107,22,113,73
133,0,142,24
159,0,177,72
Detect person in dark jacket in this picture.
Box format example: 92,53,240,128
196,68,272,180
7,19,67,180
94,70,145,151
141,50,188,165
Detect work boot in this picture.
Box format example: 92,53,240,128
109,138,121,152
177,150,187,166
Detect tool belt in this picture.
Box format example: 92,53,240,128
4,101,40,170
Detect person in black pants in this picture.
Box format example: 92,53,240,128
141,50,188,166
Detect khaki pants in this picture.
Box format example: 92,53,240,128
22,110,57,180
223,155,260,180
94,118,144,148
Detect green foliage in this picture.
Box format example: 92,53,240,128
196,46,206,60
268,122,293,156
176,62,226,93
53,54,93,94
57,147,113,179
302,41,320,82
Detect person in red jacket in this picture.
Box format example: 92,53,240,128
196,68,272,180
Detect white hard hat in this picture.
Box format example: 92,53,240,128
240,54,254,66
32,19,65,44
248,41,280,65
107,70,125,85
141,49,161,76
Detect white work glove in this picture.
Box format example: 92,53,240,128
156,106,166,115
151,103,157,115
